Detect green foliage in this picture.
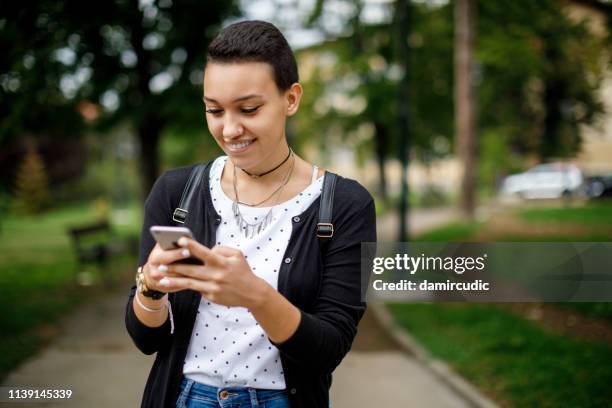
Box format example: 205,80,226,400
409,2,455,160
160,128,222,169
477,129,522,191
477,0,606,160
294,1,455,160
556,302,612,321
42,132,143,206
12,143,51,214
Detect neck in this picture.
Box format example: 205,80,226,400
234,145,293,185
242,147,292,178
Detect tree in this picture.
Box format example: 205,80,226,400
476,0,606,162
1,0,239,198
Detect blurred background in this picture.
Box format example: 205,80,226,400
1,0,612,407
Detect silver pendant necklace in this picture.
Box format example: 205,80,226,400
232,154,295,238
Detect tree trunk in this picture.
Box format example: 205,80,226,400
374,122,389,202
541,81,562,160
129,0,162,201
455,0,477,219
540,40,563,161
138,116,163,200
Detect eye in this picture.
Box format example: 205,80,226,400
241,106,260,114
205,108,223,115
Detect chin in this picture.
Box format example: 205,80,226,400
226,154,256,171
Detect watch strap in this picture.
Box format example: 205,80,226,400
136,266,165,299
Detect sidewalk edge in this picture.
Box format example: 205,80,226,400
370,303,500,408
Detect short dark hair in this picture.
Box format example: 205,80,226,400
206,20,299,92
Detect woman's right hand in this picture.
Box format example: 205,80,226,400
142,243,193,292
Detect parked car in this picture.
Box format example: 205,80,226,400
500,162,585,199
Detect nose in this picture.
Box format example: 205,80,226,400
222,114,243,139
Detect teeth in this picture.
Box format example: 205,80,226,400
228,140,253,149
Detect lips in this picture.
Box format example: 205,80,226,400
226,138,256,153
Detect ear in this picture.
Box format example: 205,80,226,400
285,83,303,117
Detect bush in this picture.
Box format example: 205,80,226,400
12,144,51,215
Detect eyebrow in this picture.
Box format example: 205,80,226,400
203,94,263,103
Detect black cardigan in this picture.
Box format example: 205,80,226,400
125,162,376,408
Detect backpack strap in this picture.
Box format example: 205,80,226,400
173,162,212,225
317,171,337,239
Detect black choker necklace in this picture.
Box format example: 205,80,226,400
241,148,293,178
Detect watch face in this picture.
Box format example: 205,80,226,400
136,272,164,299
136,272,147,293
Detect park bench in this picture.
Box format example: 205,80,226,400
67,220,135,287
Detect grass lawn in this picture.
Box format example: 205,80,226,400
414,220,483,242
386,200,612,407
518,200,612,225
0,202,142,381
388,302,612,407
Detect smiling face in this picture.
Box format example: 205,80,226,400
203,61,302,174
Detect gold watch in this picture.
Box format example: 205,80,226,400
136,266,165,299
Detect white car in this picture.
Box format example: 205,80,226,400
500,163,584,199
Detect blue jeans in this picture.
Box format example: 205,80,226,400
176,377,291,408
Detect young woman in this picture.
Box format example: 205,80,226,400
125,20,376,408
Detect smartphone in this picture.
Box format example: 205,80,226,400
149,226,204,265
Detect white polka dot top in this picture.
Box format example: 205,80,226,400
183,156,323,389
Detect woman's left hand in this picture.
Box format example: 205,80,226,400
157,237,269,309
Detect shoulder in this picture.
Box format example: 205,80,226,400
332,174,375,216
323,173,377,244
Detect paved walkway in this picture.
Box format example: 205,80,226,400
329,207,475,407
330,305,472,407
2,289,152,408
2,207,493,408
376,206,461,239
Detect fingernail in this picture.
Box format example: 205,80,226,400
178,237,188,246
159,277,171,287
182,249,190,257
158,264,168,272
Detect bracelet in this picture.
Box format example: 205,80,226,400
135,291,167,312
134,291,175,334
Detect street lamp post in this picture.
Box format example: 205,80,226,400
397,0,411,242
